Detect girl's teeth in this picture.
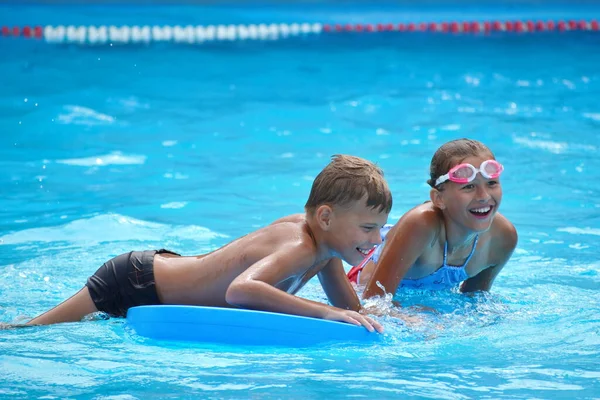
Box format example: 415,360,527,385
472,206,491,213
358,248,371,255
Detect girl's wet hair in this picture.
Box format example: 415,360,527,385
428,138,495,189
305,155,393,215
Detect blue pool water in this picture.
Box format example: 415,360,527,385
1,4,600,399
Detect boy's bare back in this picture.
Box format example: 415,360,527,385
154,214,323,307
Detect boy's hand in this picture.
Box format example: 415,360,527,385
323,309,384,333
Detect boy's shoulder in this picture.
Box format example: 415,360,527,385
254,215,323,268
265,214,318,251
270,213,306,225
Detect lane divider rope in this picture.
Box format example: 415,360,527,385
1,20,598,44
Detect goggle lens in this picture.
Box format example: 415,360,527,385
450,166,475,180
482,160,502,177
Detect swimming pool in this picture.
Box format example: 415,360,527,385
1,1,599,398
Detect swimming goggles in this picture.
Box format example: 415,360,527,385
435,159,504,186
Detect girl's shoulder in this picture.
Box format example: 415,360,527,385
485,212,518,255
404,201,444,227
389,201,444,246
492,212,518,240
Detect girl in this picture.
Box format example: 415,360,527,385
348,138,517,298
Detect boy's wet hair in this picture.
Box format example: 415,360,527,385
305,155,392,215
428,138,495,189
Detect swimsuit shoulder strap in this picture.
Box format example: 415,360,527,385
443,234,479,268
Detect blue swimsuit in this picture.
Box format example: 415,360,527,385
364,225,478,290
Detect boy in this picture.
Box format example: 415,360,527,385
27,155,391,332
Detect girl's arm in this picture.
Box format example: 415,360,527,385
362,209,438,300
461,216,518,292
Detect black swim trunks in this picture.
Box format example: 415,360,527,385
85,249,180,317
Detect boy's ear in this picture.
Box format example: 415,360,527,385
430,188,446,210
315,204,333,230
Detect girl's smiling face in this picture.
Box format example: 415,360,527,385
435,154,503,233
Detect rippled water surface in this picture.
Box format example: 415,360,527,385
1,5,599,399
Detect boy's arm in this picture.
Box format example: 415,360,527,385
460,218,518,292
317,257,361,311
316,259,427,328
225,244,382,332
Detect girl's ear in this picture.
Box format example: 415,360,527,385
315,204,333,231
430,188,446,210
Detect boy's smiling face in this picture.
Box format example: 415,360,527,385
324,196,389,266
